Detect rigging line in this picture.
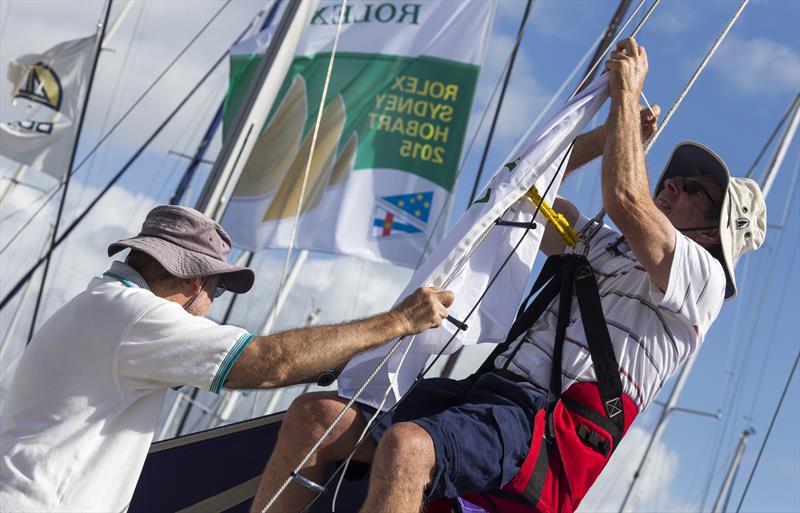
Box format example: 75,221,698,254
26,0,114,344
0,0,239,262
745,91,800,179
77,0,147,211
467,0,535,206
265,0,348,337
296,143,577,513
746,239,800,420
68,0,234,180
584,0,746,238
645,0,749,153
413,5,529,269
0,0,12,47
734,349,800,513
0,8,255,314
0,184,58,227
570,0,654,98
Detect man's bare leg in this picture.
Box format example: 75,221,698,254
359,422,437,513
250,392,376,513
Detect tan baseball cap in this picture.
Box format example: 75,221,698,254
108,205,255,293
654,142,767,300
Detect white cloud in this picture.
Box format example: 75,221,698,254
650,2,699,34
709,35,800,95
578,424,700,513
467,32,551,161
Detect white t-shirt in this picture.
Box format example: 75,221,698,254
495,214,726,411
0,262,253,512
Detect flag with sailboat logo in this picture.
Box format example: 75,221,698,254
0,35,96,180
221,0,494,267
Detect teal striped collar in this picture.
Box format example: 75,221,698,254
103,261,151,290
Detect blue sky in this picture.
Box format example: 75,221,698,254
0,1,798,512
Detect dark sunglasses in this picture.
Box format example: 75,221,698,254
200,276,226,300
213,283,226,299
681,178,719,212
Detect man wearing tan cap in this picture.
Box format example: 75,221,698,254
253,38,768,513
0,205,454,512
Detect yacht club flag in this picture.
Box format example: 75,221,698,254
0,35,96,180
338,75,611,409
221,0,494,267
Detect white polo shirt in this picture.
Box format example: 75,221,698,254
0,262,253,512
495,214,726,411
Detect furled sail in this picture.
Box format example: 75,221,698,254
339,74,610,409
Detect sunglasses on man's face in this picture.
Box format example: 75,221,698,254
213,283,226,299
681,178,720,212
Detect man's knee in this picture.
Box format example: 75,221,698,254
376,422,436,480
283,392,343,439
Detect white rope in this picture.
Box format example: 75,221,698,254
645,0,749,152
579,0,750,250
265,0,349,335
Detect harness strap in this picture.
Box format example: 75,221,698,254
477,253,625,437
476,254,566,375
573,259,625,434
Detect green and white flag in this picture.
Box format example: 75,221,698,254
221,0,494,267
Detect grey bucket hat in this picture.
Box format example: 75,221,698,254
108,205,254,293
654,142,767,300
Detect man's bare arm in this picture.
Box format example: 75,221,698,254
602,38,673,291
566,125,606,176
225,287,454,389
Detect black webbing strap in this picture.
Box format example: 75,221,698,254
573,258,625,434
476,254,568,375
477,253,625,436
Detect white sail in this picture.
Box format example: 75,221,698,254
339,75,610,409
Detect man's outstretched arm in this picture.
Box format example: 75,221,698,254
226,287,454,389
602,38,673,292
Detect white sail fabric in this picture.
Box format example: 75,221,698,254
0,35,96,180
338,75,610,410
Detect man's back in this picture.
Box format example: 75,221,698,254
0,265,249,512
1,276,170,511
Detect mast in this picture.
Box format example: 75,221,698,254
711,429,753,513
194,0,317,218
761,92,800,196
170,1,284,207
25,0,114,343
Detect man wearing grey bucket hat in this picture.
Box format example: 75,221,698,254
0,205,454,512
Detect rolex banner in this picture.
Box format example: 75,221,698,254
221,1,494,267
0,35,96,180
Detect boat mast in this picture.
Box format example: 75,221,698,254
711,429,753,513
25,0,114,343
194,0,316,219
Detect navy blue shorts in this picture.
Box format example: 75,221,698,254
358,372,547,501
